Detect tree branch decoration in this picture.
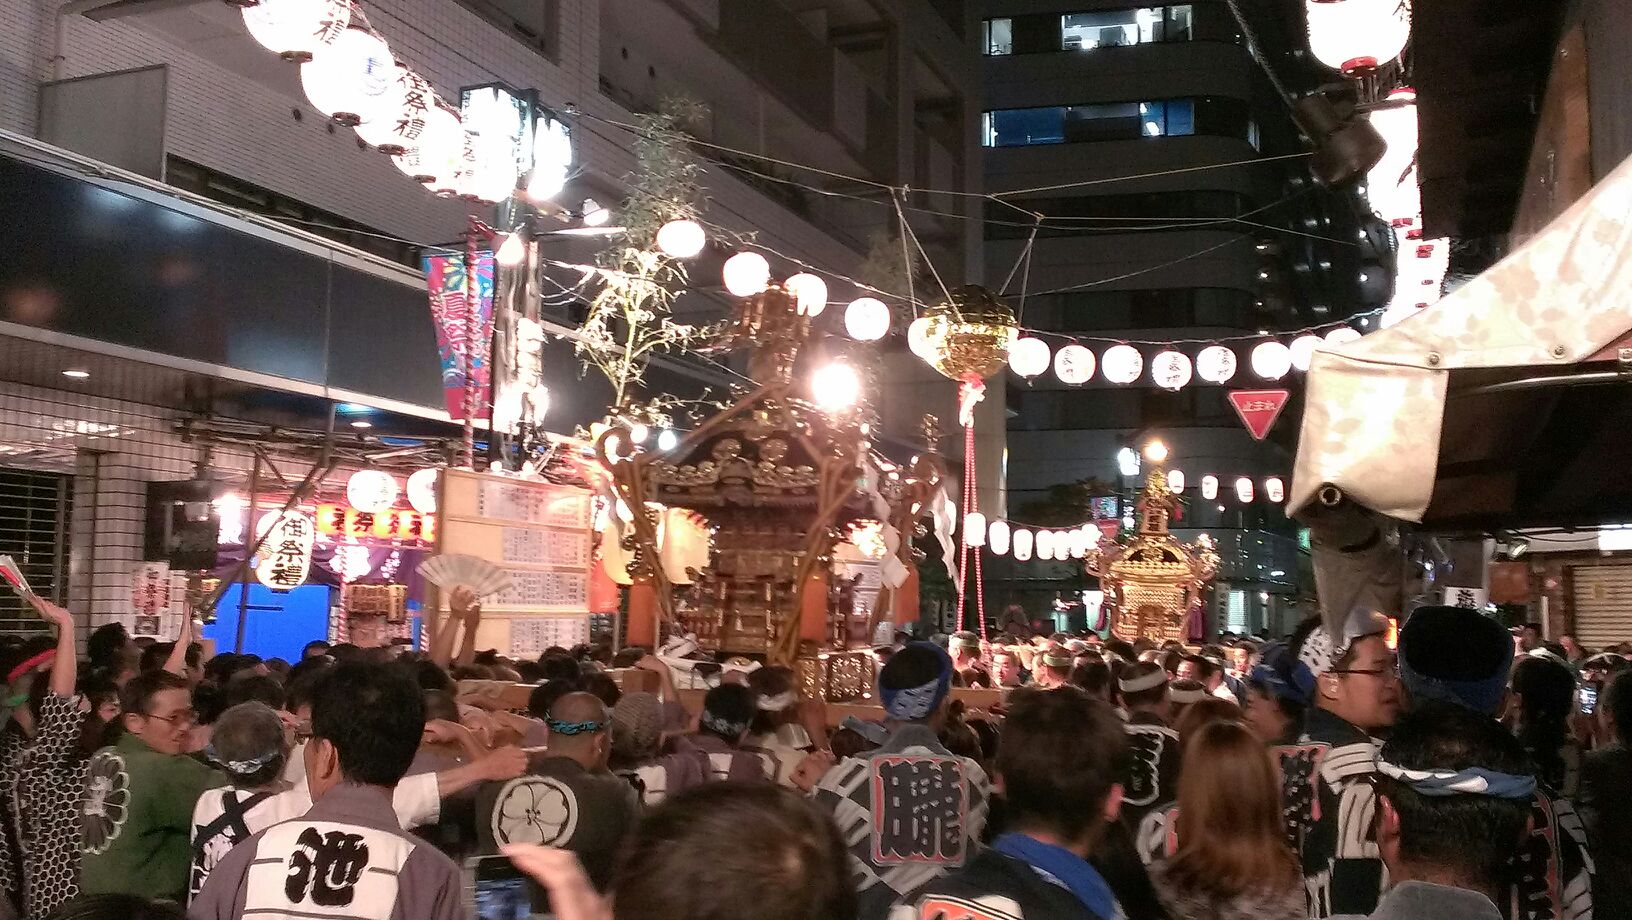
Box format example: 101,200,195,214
574,99,710,410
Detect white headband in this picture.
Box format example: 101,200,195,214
1118,669,1169,693
1298,626,1339,679
1169,685,1209,704
756,691,796,712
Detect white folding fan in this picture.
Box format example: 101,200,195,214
417,554,512,598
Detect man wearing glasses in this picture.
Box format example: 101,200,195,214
1277,609,1401,919
79,670,223,902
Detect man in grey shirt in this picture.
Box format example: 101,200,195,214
191,663,465,920
477,692,637,893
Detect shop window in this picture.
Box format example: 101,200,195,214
984,18,1013,55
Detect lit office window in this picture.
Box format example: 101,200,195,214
983,98,1201,147
984,18,1014,55
1060,5,1193,50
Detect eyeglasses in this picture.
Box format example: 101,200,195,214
1327,663,1399,681
142,709,199,727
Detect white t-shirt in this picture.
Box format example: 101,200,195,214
189,770,439,902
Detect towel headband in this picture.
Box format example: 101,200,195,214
1376,760,1536,800
546,718,606,736
1118,669,1168,693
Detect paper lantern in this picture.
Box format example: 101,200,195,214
1036,529,1055,560
1101,345,1143,385
391,103,463,185
241,0,349,62
1150,350,1193,390
988,520,1011,555
657,429,679,451
406,468,439,514
1013,528,1033,562
1069,530,1087,558
722,252,771,297
1265,476,1286,503
254,510,316,589
347,469,399,513
300,28,395,126
1305,0,1411,75
1196,345,1237,384
907,317,934,359
1008,337,1051,378
1167,469,1185,492
1289,334,1323,372
1201,475,1219,500
656,219,705,259
1324,326,1362,346
526,114,573,202
1235,476,1255,503
845,296,890,341
786,274,829,317
963,512,987,547
1366,88,1419,220
1054,344,1096,384
353,65,430,155
1250,341,1292,380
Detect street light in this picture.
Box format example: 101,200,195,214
1143,439,1169,464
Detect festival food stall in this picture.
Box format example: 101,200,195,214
1290,151,1632,625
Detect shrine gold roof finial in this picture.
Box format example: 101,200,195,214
713,284,809,385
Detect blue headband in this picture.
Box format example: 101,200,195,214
1376,760,1536,800
546,718,605,736
879,642,953,722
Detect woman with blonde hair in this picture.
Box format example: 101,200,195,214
1149,720,1304,920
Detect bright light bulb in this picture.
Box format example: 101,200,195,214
657,429,678,451
722,252,771,297
655,219,705,258
525,162,566,201
812,363,861,412
786,274,829,317
1144,440,1168,464
494,232,527,267
581,198,610,226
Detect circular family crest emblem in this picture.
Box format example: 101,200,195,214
81,749,131,855
491,776,578,846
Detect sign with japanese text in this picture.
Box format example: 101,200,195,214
423,250,495,420
131,561,171,617
1227,389,1291,440
255,511,315,590
316,504,436,545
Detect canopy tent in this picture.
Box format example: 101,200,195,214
1290,152,1632,532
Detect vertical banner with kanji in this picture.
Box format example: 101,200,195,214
423,250,496,420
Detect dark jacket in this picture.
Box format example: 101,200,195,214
1579,745,1631,918
891,847,1115,920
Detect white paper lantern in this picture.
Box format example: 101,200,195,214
1305,0,1411,75
406,468,439,514
1150,350,1193,390
347,469,399,513
1068,530,1086,558
988,520,1011,555
1289,335,1323,372
656,219,706,259
907,317,935,359
722,252,771,297
355,66,431,155
1008,337,1051,378
300,28,395,126
1250,341,1292,380
1265,476,1286,503
1167,469,1185,492
1101,345,1143,385
1013,528,1033,562
241,0,349,62
1054,344,1096,385
254,510,316,589
1036,529,1055,560
1235,477,1255,503
1366,88,1419,221
786,274,829,317
963,512,987,548
1324,326,1362,346
845,296,890,341
1196,345,1237,384
391,103,463,185
1201,475,1219,500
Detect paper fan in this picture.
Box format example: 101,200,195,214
417,554,512,598
0,556,35,598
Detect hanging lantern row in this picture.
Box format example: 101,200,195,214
994,332,1361,387
238,0,575,206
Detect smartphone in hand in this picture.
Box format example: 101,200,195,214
1578,683,1599,716
466,854,548,920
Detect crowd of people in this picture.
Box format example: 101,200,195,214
0,589,1623,920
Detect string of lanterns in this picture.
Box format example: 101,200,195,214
237,0,575,208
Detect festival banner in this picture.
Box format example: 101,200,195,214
423,250,496,420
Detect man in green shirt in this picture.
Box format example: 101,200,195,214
79,669,222,902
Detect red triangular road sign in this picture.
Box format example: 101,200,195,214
1228,390,1290,440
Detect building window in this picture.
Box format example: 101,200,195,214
985,97,1230,147
1060,5,1193,50
984,18,1013,55
455,0,560,61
